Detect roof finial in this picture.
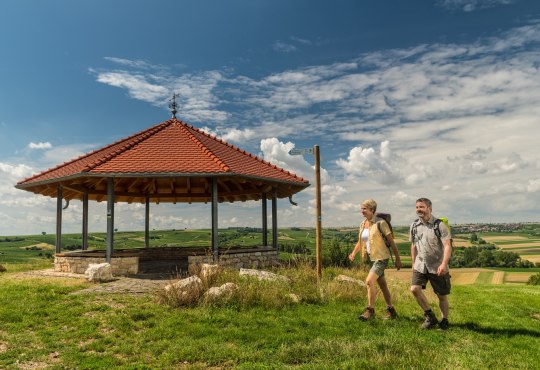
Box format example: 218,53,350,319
169,93,178,119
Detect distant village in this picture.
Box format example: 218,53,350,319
453,223,534,234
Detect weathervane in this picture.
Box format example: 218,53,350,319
169,93,179,118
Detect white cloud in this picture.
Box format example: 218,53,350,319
104,56,157,69
336,141,404,185
79,21,540,226
437,0,515,12
0,162,34,179
273,41,297,53
220,128,256,143
28,142,52,150
96,71,168,103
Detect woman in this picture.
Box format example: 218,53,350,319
349,199,402,320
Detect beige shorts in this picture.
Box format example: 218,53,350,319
368,258,389,277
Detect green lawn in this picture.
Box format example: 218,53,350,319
0,271,538,369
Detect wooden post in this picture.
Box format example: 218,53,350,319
314,145,322,279
211,177,219,262
262,193,268,247
145,196,150,248
106,178,114,263
272,187,278,250
82,190,88,250
55,185,62,254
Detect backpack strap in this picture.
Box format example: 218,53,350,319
377,221,391,248
411,218,420,243
377,220,394,263
433,218,442,240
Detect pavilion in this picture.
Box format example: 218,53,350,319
15,113,309,274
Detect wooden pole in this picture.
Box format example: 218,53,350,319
262,193,268,247
145,196,150,248
211,177,219,262
106,178,114,263
314,145,322,279
272,187,278,250
55,185,62,254
82,190,88,250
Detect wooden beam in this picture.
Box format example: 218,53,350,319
127,178,143,192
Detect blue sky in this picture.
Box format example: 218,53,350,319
1,0,540,235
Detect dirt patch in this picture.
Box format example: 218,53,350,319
15,361,49,370
385,268,495,285
491,271,504,284
0,342,7,353
482,236,530,242
497,242,540,249
279,235,295,241
452,238,474,247
19,243,55,250
505,273,533,283
451,272,479,285
524,256,540,263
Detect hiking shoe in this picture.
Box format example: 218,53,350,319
439,318,449,330
384,306,398,320
359,307,375,321
421,311,439,329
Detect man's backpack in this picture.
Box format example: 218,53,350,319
411,217,453,247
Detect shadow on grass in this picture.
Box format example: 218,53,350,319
452,322,540,338
396,316,540,338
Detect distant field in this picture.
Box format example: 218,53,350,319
1,227,539,284
455,230,540,267
386,268,537,285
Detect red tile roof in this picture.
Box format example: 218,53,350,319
17,118,309,187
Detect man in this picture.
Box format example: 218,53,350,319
410,198,452,330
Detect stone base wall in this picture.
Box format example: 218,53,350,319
54,256,139,276
54,247,277,276
188,249,278,270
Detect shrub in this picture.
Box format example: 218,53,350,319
527,273,540,286
0,264,6,273
326,239,352,267
156,260,369,310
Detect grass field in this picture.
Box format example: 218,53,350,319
0,266,539,368
1,227,539,368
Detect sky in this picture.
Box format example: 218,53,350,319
1,0,540,235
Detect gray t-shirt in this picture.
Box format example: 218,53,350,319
409,216,450,274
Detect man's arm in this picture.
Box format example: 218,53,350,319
437,239,452,276
410,242,417,271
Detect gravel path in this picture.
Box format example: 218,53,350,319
22,269,175,295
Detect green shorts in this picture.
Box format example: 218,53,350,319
368,258,389,277
412,270,451,296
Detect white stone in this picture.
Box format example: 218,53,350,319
335,274,366,287
203,282,238,301
164,275,203,294
288,293,300,303
85,263,113,282
239,268,290,283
